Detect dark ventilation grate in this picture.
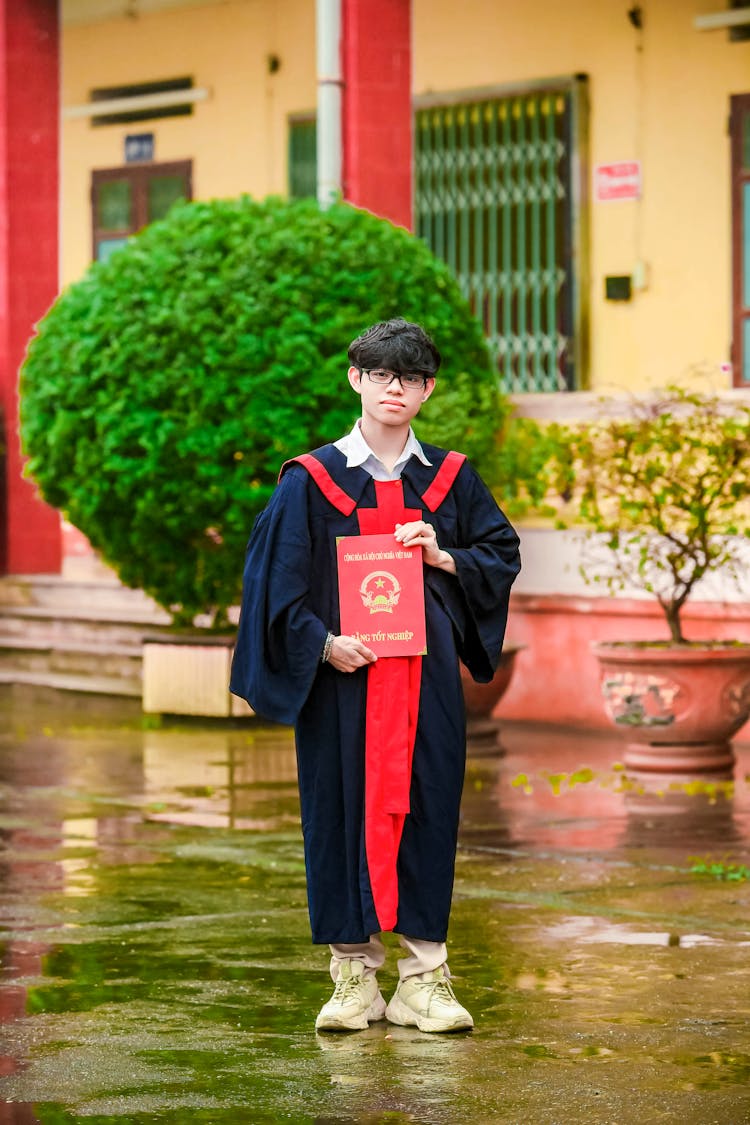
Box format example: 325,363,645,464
90,77,194,126
730,0,750,42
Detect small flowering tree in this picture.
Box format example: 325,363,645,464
550,386,750,644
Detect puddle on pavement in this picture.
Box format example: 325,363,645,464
1,686,750,1123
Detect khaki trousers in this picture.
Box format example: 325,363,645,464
329,934,448,982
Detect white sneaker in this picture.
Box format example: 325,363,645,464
315,959,387,1032
385,966,474,1033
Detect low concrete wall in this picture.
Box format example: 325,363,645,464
142,637,253,717
498,593,750,740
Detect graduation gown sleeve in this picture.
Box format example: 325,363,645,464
428,461,521,683
229,467,328,724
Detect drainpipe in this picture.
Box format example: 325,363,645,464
316,0,342,208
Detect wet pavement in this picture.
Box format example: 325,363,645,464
0,686,749,1124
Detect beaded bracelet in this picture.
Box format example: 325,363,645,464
321,631,335,663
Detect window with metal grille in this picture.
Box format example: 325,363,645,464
415,80,589,392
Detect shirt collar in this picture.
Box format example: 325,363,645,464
341,419,432,471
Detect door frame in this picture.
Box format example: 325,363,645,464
730,94,750,387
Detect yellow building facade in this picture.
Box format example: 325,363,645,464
62,0,750,393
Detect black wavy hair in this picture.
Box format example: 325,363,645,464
347,318,441,376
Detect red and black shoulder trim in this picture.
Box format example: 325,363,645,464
279,453,357,516
420,450,466,512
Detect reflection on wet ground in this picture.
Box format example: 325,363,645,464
0,686,749,1123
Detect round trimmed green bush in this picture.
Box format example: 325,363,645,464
20,196,503,625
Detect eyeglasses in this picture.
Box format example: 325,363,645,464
361,369,429,390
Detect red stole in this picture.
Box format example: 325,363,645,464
357,481,423,931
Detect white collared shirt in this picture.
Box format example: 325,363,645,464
333,419,432,481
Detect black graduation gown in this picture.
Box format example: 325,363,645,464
230,442,521,944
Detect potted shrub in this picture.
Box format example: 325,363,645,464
19,196,512,715
550,385,750,772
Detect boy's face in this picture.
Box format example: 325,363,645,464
347,366,435,428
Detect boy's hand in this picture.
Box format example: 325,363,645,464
328,634,378,673
394,521,457,574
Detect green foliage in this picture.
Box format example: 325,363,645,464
689,856,750,882
20,196,502,624
542,386,750,643
510,765,601,796
493,414,567,520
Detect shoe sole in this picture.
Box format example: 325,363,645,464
385,993,474,1033
315,993,387,1032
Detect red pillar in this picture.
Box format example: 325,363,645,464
0,0,62,574
341,0,412,231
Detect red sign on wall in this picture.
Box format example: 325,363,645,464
595,162,641,201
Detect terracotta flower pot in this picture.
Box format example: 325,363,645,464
593,641,750,773
460,645,522,719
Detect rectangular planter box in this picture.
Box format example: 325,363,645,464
142,635,254,718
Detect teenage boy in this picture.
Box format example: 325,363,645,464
230,318,520,1033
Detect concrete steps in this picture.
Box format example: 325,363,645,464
0,574,174,698
0,668,143,698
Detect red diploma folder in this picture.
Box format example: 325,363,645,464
336,533,427,657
